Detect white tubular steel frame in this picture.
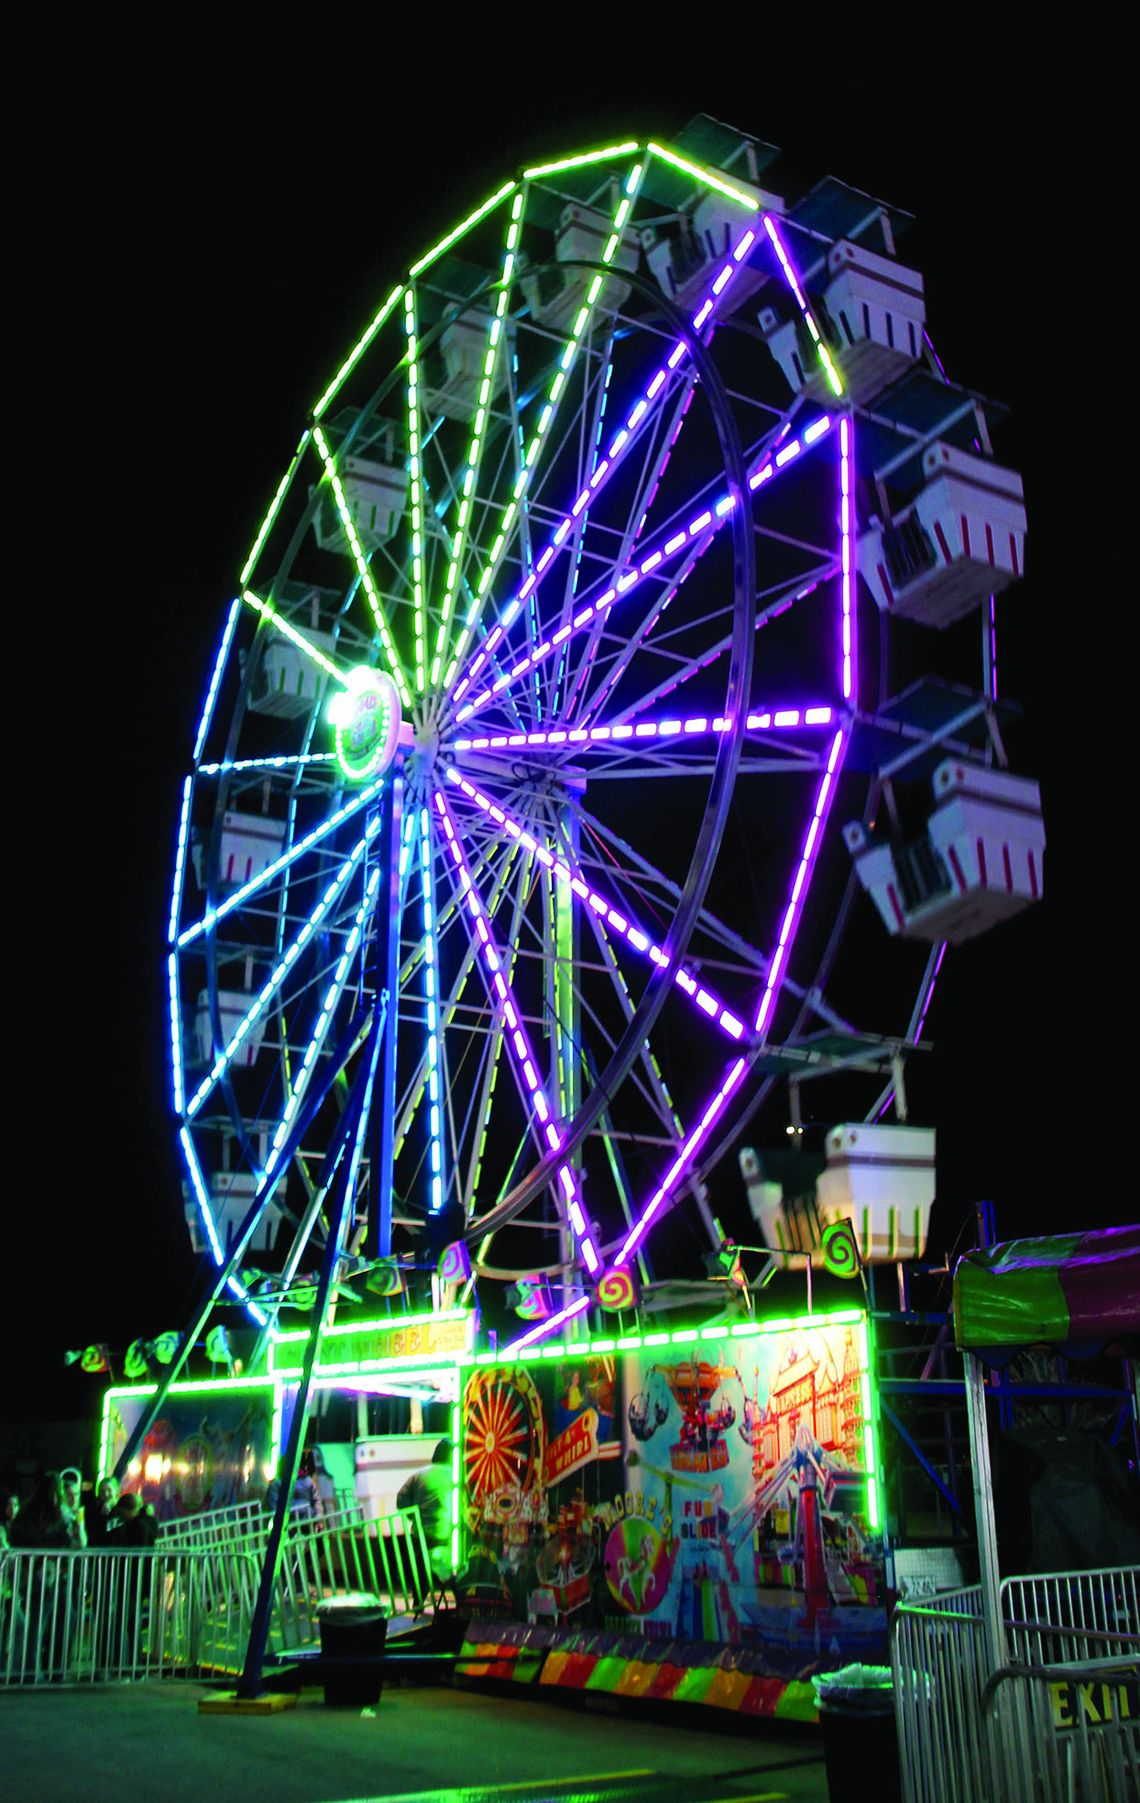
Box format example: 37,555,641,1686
891,1566,1140,1803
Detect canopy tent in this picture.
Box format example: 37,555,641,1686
954,1223,1140,1365
951,1223,1140,1668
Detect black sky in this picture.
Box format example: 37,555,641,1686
11,53,1119,1425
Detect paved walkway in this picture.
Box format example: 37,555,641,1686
1,1680,833,1802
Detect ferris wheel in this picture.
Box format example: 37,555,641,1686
168,119,1034,1343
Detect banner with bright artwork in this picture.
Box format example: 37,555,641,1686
101,1382,278,1521
460,1314,886,1676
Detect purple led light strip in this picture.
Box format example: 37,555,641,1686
445,767,746,1041
752,418,855,1036
452,705,834,753
453,415,833,727
502,1292,591,1354
754,729,846,1038
615,1053,748,1267
840,417,854,701
449,224,761,711
433,787,600,1276
762,217,843,398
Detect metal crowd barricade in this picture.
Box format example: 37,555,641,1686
0,1546,258,1687
270,1502,382,1652
892,1565,1140,1803
156,1500,266,1555
371,1506,434,1619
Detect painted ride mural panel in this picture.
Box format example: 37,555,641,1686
460,1321,886,1675
104,1386,277,1520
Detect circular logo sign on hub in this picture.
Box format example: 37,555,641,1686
328,667,402,780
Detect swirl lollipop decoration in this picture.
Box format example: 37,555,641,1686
596,1268,640,1312
822,1218,862,1280
438,1240,472,1284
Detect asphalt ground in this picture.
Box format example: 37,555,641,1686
0,1679,835,1803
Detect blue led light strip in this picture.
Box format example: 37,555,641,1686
184,818,381,1120
260,866,384,1196
177,1128,269,1327
198,753,339,777
177,773,388,949
193,599,241,762
169,776,194,945
419,807,445,1213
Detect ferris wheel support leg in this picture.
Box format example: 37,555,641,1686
368,770,404,1259
236,997,387,1698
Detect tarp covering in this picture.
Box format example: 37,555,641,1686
953,1224,1140,1354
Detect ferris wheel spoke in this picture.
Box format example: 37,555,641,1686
403,287,430,695
445,200,770,712
547,363,699,724
429,190,527,691
444,768,746,1044
176,773,390,950
310,424,412,708
443,159,647,695
449,413,836,733
183,819,380,1120
573,801,775,990
257,864,384,1206
612,1048,750,1269
433,786,601,1275
459,849,537,1220
392,836,524,1172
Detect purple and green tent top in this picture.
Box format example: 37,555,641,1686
953,1224,1140,1356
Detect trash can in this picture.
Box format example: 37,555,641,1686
813,1665,902,1803
317,1594,388,1707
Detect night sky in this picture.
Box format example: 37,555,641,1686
11,61,1114,1431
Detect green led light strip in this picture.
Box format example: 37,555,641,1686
311,424,412,709
469,1307,868,1365
646,141,760,211
444,160,645,690
430,190,525,688
405,288,427,694
242,589,349,686
410,181,516,280
523,141,640,180
313,285,403,422
240,431,311,587
99,1377,282,1483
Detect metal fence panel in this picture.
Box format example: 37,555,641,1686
893,1566,1140,1803
1,1547,257,1687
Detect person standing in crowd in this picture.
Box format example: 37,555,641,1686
397,1440,456,1583
85,1476,120,1547
265,1454,324,1521
58,1469,87,1550
0,1484,19,1550
8,1473,76,1678
108,1494,158,1674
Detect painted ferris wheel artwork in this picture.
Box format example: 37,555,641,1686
168,117,1043,1350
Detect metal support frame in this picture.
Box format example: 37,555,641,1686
237,987,389,1697
963,1349,1009,1673
369,769,403,1258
